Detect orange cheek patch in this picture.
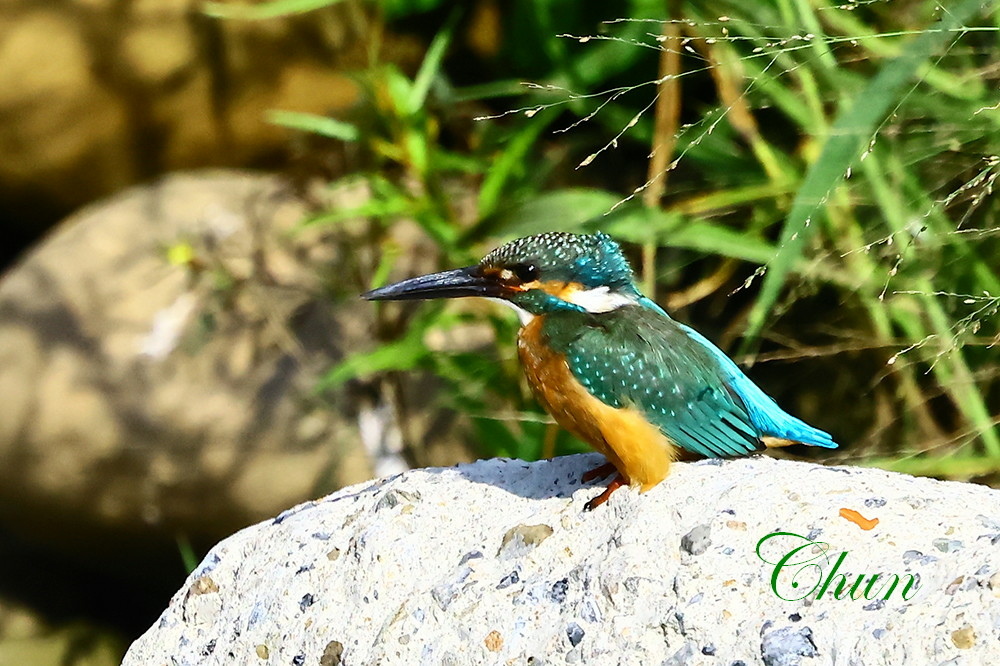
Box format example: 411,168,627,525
515,279,543,292
539,281,585,299
495,277,587,300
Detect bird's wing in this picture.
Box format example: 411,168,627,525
552,305,763,458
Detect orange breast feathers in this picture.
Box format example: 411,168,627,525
517,317,677,492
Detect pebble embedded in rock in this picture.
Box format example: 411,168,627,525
319,640,344,666
484,630,503,652
189,576,219,595
566,622,584,647
663,642,695,666
498,523,554,559
497,570,520,589
550,578,569,603
681,524,711,555
951,625,975,649
459,550,484,565
760,625,818,666
933,538,963,553
902,549,937,565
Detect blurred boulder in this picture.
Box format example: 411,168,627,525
0,0,422,239
0,170,473,578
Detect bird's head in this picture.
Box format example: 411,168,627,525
363,232,641,322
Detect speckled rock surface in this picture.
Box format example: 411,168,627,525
123,455,1000,665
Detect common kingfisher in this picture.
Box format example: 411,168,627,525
364,232,837,509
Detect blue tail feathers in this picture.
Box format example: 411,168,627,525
636,297,837,449
677,323,838,449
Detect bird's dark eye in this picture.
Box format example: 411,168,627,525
512,263,539,282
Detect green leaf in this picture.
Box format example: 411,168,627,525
267,110,359,142
202,0,343,20
477,118,551,220
862,455,1000,480
382,0,445,19
743,0,990,348
318,338,427,390
666,222,778,265
385,67,416,115
407,12,458,114
487,188,620,237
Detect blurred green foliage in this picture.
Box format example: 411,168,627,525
258,0,998,481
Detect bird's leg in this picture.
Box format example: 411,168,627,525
581,462,617,484
584,475,627,511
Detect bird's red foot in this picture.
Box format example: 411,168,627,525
582,462,617,484
584,474,627,511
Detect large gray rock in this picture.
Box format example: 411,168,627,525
124,454,1000,665
0,170,472,575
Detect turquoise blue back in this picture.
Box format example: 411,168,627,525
544,302,837,458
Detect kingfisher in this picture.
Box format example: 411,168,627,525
364,232,837,509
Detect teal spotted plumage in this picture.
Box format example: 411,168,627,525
541,305,762,459
364,231,838,508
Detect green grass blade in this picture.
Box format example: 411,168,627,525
176,534,199,573
408,12,458,114
485,188,619,237
476,118,550,221
267,110,360,142
742,0,989,347
665,222,778,265
203,0,342,20
862,455,1000,479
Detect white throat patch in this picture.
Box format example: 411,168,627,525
488,286,634,327
563,286,636,313
487,297,535,326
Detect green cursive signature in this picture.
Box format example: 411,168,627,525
756,531,919,602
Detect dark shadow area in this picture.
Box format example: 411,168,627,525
434,450,843,504
0,524,193,639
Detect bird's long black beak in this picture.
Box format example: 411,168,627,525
362,266,500,301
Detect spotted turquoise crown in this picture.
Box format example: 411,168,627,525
482,232,637,293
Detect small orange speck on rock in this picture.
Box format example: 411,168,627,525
839,507,879,530
484,630,504,652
